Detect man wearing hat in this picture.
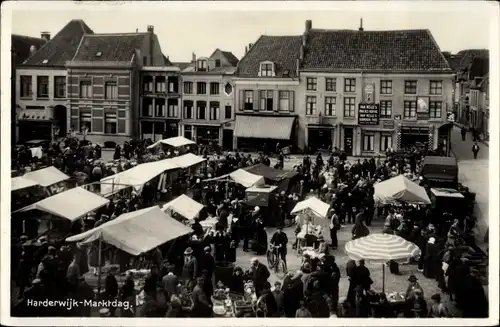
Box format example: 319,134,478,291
270,225,288,270
405,274,424,300
182,247,198,290
201,246,216,285
406,287,428,317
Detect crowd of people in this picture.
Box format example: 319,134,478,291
10,137,488,318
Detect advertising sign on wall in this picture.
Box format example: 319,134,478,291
358,103,380,125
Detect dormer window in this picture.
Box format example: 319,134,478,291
96,52,102,57
197,59,207,71
259,61,275,77
42,59,48,64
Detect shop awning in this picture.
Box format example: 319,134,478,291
162,194,204,220
234,115,295,140
22,166,70,187
291,196,330,218
14,187,109,221
66,206,193,256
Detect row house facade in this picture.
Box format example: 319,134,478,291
178,50,239,149
468,75,489,140
233,37,302,151
297,20,455,156
66,26,168,145
15,19,93,143
139,65,181,141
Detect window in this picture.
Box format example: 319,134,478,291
167,100,178,118
184,101,193,119
80,81,92,98
343,97,356,117
183,82,193,94
209,102,220,120
80,112,91,132
155,99,165,117
37,76,49,98
325,78,336,92
404,80,417,94
344,78,356,93
54,76,66,98
279,91,290,112
215,59,221,67
197,101,206,120
306,77,317,91
244,90,253,110
225,105,232,119
184,125,193,140
362,134,374,151
224,83,233,95
105,113,117,134
142,98,153,117
404,100,417,119
429,80,443,95
197,60,207,71
260,90,274,111
306,96,317,115
196,82,206,95
429,101,442,118
324,97,336,116
210,82,219,95
143,76,153,92
379,100,392,118
260,63,273,77
156,77,166,93
20,76,32,97
105,82,117,100
380,135,392,152
380,80,392,94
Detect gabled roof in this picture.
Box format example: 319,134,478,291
236,35,302,78
302,29,451,72
220,50,239,66
454,49,489,71
11,35,46,65
71,34,148,62
23,19,93,67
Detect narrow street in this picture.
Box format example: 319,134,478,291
450,126,490,246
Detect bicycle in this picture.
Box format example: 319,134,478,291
266,244,287,278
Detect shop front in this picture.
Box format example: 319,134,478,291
17,120,55,144
307,124,334,152
195,125,221,146
397,124,433,152
234,114,297,153
140,120,179,141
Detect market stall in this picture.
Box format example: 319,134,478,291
245,185,278,208
162,194,204,221
22,166,70,188
374,175,431,205
243,163,298,191
203,168,265,188
291,196,331,252
147,136,196,152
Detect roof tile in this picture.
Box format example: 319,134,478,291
23,19,93,66
303,29,451,72
72,34,147,62
220,50,239,66
237,35,302,78
11,35,46,65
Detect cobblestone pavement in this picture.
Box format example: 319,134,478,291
234,219,462,316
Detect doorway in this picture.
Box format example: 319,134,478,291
223,129,234,151
53,105,67,137
343,127,353,155
308,128,332,152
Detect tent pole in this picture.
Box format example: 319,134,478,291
97,235,102,295
382,263,385,294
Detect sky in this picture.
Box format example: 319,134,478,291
7,1,496,63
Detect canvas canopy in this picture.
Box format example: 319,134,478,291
22,166,70,187
291,196,330,218
66,206,193,256
170,153,206,168
162,194,204,220
230,169,265,188
147,136,196,149
244,163,298,182
14,187,109,221
374,175,431,204
246,185,278,193
12,176,39,191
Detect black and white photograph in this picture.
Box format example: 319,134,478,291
1,1,498,325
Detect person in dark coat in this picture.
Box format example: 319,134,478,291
405,288,428,318
455,264,488,317
228,266,245,294
346,259,357,306
424,237,440,279
461,126,467,141
251,258,270,297
472,142,480,159
182,247,198,290
352,208,369,240
283,272,304,317
190,277,212,317
354,285,371,317
200,246,216,284
113,145,121,160
354,259,372,291
226,240,237,263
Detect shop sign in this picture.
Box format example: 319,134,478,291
417,96,430,120
364,84,375,103
447,112,455,122
394,115,401,120
382,120,395,129
358,103,379,125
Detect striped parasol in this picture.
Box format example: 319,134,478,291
345,233,421,293
345,233,421,263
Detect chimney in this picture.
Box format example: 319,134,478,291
40,31,51,41
192,52,197,63
300,45,304,61
29,45,37,56
245,46,248,54
296,58,300,77
249,43,253,49
305,20,312,34
136,28,139,33
147,25,154,65
359,18,364,32
147,25,154,33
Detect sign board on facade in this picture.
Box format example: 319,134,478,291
364,84,375,103
358,103,379,125
394,115,401,120
446,112,455,122
382,120,395,129
417,96,430,120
